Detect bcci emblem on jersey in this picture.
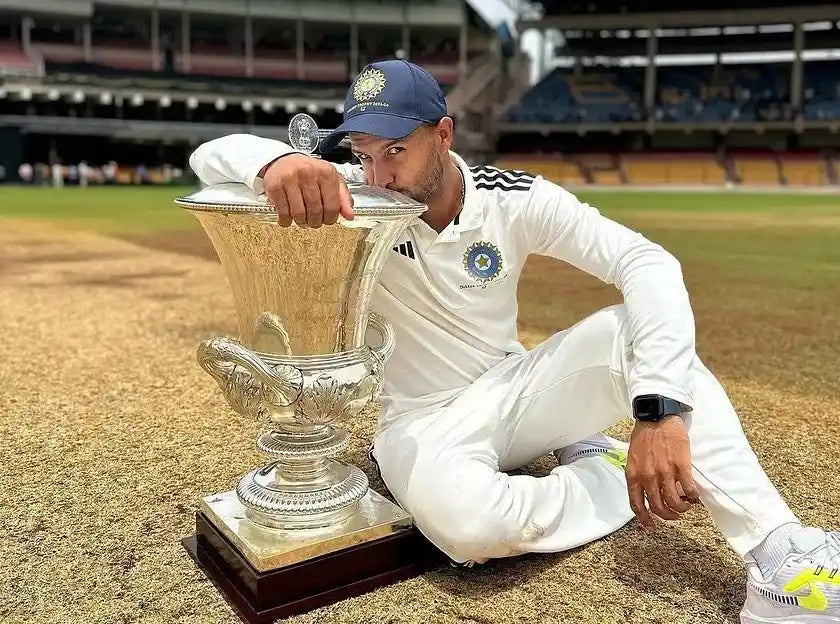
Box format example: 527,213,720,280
463,241,503,283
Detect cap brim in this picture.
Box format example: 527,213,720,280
320,113,426,152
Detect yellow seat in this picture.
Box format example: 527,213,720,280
622,156,726,185
735,160,780,185
780,159,826,185
591,169,623,185
623,160,669,184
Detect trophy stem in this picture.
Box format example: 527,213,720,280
236,423,367,529
256,424,349,461
276,457,329,481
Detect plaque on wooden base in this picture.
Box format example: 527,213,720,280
182,496,442,623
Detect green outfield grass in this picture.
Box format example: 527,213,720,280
0,185,198,231
2,185,837,282
2,185,839,225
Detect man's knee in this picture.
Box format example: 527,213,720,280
402,458,526,562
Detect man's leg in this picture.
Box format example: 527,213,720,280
374,304,802,565
371,305,639,563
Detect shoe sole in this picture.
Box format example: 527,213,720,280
741,606,840,623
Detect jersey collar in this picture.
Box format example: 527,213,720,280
414,151,484,246
449,151,483,233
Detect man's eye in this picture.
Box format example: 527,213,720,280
355,153,370,161
386,147,404,156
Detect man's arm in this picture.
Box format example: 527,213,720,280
521,177,695,407
520,177,701,528
188,133,363,228
188,133,365,194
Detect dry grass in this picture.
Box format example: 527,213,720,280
1,203,839,624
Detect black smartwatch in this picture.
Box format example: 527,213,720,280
632,394,691,422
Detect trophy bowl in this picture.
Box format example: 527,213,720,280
176,181,425,532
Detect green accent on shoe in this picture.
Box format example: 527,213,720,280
601,448,628,471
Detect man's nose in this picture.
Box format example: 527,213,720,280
371,164,394,188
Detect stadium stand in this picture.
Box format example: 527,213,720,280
732,156,781,185
0,38,43,77
506,67,642,123
0,0,513,183
803,61,840,121
3,0,840,188
656,64,790,123
499,1,840,187
622,154,727,185
779,155,829,185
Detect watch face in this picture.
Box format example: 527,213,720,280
634,396,662,419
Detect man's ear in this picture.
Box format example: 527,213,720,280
436,116,454,151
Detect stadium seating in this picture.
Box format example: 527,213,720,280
779,156,827,185
30,42,83,63
591,169,623,185
506,67,642,124
803,61,840,121
732,156,781,185
656,64,789,123
508,62,796,125
0,40,40,74
622,154,727,185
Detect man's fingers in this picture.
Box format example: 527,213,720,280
319,175,342,226
628,481,651,528
299,173,324,228
285,185,307,227
645,477,680,521
661,477,691,514
338,181,354,220
677,467,701,504
269,186,292,227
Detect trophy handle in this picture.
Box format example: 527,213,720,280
367,312,395,363
197,337,304,417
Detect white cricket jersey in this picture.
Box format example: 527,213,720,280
190,135,697,423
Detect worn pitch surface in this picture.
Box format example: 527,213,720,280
1,188,838,624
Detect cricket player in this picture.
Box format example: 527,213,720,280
190,60,839,623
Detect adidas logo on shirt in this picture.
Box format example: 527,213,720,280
470,166,535,192
392,239,416,259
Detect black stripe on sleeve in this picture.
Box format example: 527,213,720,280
474,182,533,192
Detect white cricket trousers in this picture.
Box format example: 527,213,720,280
371,304,799,564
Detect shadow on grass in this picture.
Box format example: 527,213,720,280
420,516,743,621
608,523,744,620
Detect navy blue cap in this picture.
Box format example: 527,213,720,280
320,60,447,152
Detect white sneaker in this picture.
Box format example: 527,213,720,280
741,528,840,623
554,433,628,472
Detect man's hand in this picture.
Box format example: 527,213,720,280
626,415,701,530
260,154,354,228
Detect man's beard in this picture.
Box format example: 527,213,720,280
394,151,444,204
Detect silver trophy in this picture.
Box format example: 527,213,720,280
178,115,427,583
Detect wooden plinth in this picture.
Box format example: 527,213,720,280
183,512,442,623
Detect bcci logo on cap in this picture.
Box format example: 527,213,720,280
463,241,503,283
353,68,387,101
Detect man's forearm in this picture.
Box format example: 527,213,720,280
614,240,696,409
189,134,300,193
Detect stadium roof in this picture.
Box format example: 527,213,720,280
539,0,816,16
523,2,840,29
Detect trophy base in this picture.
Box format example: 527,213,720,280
182,491,442,623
